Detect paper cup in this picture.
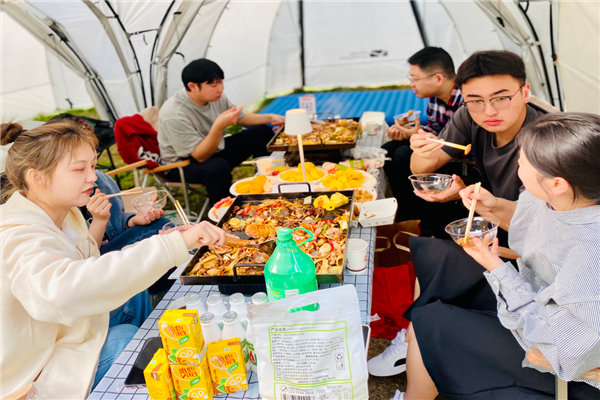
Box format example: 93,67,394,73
345,238,368,274
366,121,380,136
256,158,274,175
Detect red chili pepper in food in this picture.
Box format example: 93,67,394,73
241,206,252,217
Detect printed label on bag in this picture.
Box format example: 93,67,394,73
284,289,299,297
269,321,351,387
275,382,353,400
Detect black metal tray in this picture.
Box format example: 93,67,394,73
266,119,359,152
181,190,355,286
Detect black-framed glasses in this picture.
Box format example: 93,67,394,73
463,85,524,113
407,73,444,83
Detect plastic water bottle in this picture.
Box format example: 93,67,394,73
199,312,222,344
264,227,318,302
221,311,250,368
229,293,248,328
184,294,207,315
246,292,268,374
206,293,228,328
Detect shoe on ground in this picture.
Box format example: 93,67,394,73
390,390,405,400
368,329,408,377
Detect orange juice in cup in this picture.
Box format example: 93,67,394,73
207,339,248,395
159,309,205,365
143,348,176,400
170,349,214,400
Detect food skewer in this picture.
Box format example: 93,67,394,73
463,182,482,245
297,134,307,182
105,187,143,198
426,137,472,155
174,200,191,226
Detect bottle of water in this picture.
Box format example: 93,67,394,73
199,312,222,345
247,292,268,374
206,293,228,328
221,311,249,368
229,293,248,328
264,227,317,302
184,294,207,315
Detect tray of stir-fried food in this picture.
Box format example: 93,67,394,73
181,190,354,285
267,119,360,151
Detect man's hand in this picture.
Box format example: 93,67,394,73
87,191,112,223
462,237,505,272
413,174,466,203
269,114,285,125
410,130,444,160
214,106,243,130
459,185,498,215
128,209,165,228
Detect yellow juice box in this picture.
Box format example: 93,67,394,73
207,339,248,395
170,348,214,400
143,348,176,400
159,309,205,365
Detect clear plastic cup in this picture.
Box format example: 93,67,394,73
130,190,168,212
445,217,500,248
394,110,422,127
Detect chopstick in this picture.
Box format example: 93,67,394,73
464,182,481,242
105,187,143,198
242,159,285,165
174,200,191,226
426,138,472,155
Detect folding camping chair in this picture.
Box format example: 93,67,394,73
110,107,210,221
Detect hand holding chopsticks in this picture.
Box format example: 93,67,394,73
105,186,143,198
426,138,472,155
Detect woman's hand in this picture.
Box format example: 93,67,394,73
459,184,498,214
87,191,112,223
179,221,227,249
128,209,164,228
413,174,466,203
462,237,505,272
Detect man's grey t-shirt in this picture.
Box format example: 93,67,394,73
158,89,243,163
438,104,545,201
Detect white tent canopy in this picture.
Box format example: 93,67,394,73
2,0,599,123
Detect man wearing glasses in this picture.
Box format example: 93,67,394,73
410,51,544,225
382,47,464,224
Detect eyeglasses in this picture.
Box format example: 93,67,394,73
463,85,524,113
407,73,444,83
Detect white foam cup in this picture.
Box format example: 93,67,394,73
345,238,368,274
256,158,274,175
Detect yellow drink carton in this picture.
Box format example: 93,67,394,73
207,339,248,395
170,349,214,400
143,348,176,400
159,309,205,365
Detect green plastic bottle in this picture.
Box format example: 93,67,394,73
265,227,318,301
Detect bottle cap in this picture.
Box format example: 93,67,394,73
252,292,268,305
184,294,201,306
206,293,222,306
222,311,238,323
229,293,245,305
276,227,293,241
200,312,215,324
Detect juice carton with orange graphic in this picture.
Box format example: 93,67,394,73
170,348,214,400
207,338,248,395
143,348,176,400
159,309,205,365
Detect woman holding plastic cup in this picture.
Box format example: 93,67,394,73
389,114,600,400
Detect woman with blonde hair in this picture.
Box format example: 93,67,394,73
0,121,226,398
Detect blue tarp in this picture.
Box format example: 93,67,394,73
259,90,428,126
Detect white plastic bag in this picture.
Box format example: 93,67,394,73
248,285,368,400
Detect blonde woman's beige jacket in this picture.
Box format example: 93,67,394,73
0,192,190,398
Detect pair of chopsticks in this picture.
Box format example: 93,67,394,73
464,182,482,241
242,159,285,165
173,200,191,226
105,186,143,198
426,138,472,155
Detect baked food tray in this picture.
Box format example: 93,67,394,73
180,190,355,285
266,119,359,152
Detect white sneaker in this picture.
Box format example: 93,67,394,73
390,390,405,400
367,329,408,377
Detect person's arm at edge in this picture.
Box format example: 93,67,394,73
238,112,284,126
189,121,227,162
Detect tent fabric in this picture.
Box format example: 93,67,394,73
2,0,598,123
